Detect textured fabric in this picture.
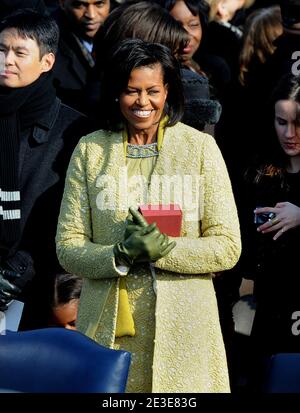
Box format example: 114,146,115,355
115,142,159,338
127,143,159,158
0,72,56,125
113,270,155,393
181,68,222,129
122,116,166,155
56,122,242,392
115,118,166,338
112,145,159,386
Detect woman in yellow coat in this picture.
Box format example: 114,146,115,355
56,39,241,393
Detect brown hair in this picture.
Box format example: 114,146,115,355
95,1,189,63
239,6,283,86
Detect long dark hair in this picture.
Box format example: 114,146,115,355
247,74,300,186
100,38,184,131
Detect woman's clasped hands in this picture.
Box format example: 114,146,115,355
114,207,176,266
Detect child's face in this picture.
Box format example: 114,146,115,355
50,299,79,330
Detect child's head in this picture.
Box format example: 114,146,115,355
49,273,83,330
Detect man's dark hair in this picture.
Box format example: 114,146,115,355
100,38,184,131
0,9,59,56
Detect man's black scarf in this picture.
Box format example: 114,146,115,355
0,72,56,257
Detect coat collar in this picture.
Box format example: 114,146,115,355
32,98,61,144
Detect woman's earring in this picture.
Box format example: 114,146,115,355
115,98,119,102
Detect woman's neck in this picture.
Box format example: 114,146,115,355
127,125,158,145
287,155,300,173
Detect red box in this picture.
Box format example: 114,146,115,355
138,204,182,237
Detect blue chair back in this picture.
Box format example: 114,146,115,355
264,353,300,393
0,328,131,393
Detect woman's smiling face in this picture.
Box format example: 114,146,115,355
169,0,202,62
119,63,168,135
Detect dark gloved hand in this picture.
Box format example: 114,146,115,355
115,207,176,266
0,269,21,311
124,208,146,240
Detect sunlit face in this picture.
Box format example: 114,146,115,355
119,64,168,136
0,28,54,88
50,299,79,330
274,100,300,157
170,0,202,62
59,0,110,39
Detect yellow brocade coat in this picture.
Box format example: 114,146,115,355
56,122,241,393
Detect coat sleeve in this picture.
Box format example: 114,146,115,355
56,138,123,280
155,134,241,275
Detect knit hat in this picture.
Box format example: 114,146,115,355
0,0,47,20
181,68,222,131
280,0,300,28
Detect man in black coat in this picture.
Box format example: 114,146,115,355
52,0,110,113
0,10,90,329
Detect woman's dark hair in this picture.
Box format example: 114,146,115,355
0,9,59,56
100,38,185,131
52,273,83,308
154,0,209,29
94,1,189,65
247,74,300,185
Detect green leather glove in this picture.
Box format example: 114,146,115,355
0,268,22,311
124,206,148,240
115,208,176,266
